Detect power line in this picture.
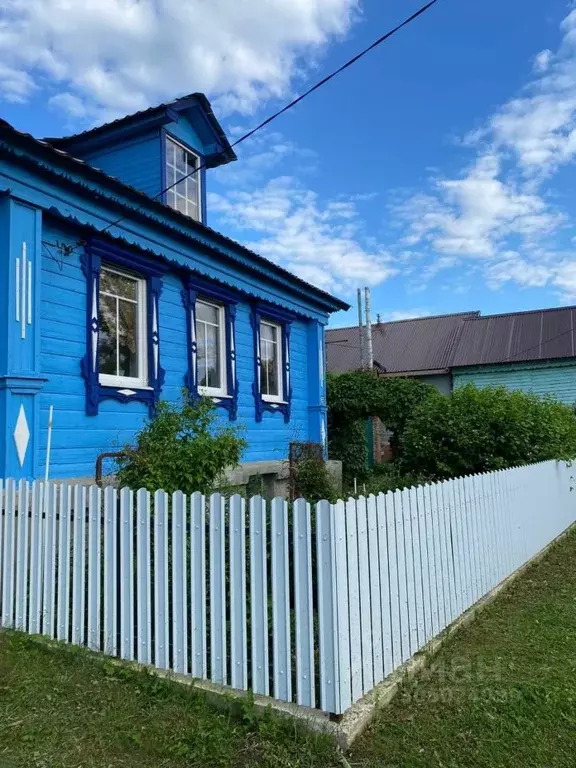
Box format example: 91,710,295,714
64,0,440,254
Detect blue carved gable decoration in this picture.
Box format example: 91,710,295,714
81,237,167,416
251,302,293,424
181,273,239,420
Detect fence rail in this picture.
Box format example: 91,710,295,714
0,460,574,714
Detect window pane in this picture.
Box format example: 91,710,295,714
176,195,187,215
261,323,276,343
117,298,139,378
174,143,187,173
197,301,219,325
197,320,221,389
260,327,279,397
100,269,137,301
166,164,175,191
99,294,117,375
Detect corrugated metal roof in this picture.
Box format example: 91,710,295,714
326,311,479,374
451,306,576,366
327,305,576,375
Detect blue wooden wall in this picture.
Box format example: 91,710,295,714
39,222,315,479
453,360,576,405
82,131,162,198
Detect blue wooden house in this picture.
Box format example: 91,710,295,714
0,93,348,481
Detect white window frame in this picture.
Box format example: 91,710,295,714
260,319,284,403
98,265,149,390
196,298,228,398
165,134,202,222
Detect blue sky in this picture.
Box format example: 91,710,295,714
1,0,575,327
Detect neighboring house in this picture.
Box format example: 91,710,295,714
0,93,348,481
327,305,576,461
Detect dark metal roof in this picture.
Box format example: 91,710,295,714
326,311,479,374
0,117,349,313
451,306,576,367
44,92,237,167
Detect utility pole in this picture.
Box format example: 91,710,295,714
364,286,373,371
357,288,366,370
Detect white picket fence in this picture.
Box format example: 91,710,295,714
0,460,574,715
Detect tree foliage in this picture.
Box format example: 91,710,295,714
327,371,435,468
400,384,576,478
116,395,247,495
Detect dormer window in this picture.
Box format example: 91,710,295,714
165,135,201,221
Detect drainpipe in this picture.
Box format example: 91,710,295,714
357,288,366,370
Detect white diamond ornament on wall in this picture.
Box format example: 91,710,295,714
14,405,30,467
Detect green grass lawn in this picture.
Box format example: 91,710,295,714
1,526,576,768
0,632,340,768
350,525,576,767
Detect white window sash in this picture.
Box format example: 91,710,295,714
99,267,148,389
196,299,228,398
165,135,202,221
260,320,284,403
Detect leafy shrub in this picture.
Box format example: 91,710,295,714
401,384,576,478
293,455,337,503
358,463,431,496
116,394,247,495
328,415,368,484
327,371,435,457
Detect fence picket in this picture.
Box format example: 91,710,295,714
172,490,188,674
333,499,350,712
42,483,57,638
56,484,71,642
316,499,339,714
271,497,291,702
28,481,42,634
250,495,268,696
87,485,101,651
136,488,151,665
120,487,134,661
154,489,169,669
383,492,401,670
293,498,316,708
425,484,440,638
229,494,247,690
394,489,411,662
416,485,433,643
1,479,16,627
190,492,206,678
345,497,362,702
210,493,226,686
356,496,373,692
103,486,117,655
367,494,383,684
71,484,86,645
15,480,29,631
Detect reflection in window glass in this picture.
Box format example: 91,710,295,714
99,266,144,382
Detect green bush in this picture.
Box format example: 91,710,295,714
116,394,247,495
293,455,337,503
401,384,576,478
357,463,431,496
328,415,368,484
327,371,434,457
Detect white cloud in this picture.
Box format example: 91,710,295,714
392,8,576,301
534,49,553,73
0,0,359,122
397,153,561,258
210,175,394,292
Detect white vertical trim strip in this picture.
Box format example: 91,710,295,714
15,257,20,323
21,243,26,340
27,259,32,326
